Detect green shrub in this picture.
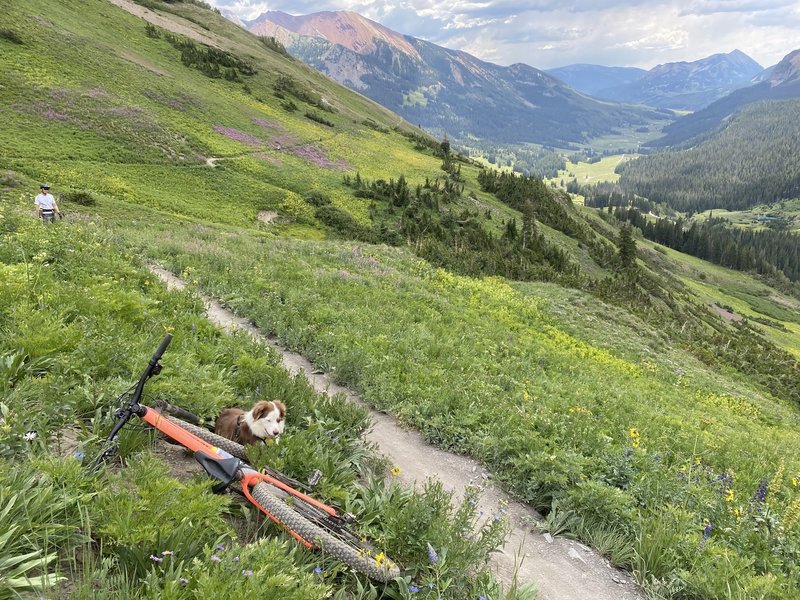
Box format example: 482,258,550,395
93,454,233,579
362,119,389,134
63,190,97,206
144,22,160,38
0,29,24,44
304,111,334,128
314,205,374,241
304,190,331,207
258,36,291,58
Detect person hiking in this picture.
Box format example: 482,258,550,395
34,184,61,222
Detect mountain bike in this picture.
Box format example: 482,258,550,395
89,334,400,583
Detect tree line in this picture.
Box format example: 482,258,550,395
613,207,800,285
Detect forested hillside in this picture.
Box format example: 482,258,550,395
617,99,800,212
614,209,800,285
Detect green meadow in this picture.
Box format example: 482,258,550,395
2,1,800,599
693,199,800,232
552,154,634,187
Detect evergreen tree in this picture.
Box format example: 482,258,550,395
617,224,637,269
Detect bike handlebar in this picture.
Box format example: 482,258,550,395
151,334,172,365
112,334,174,437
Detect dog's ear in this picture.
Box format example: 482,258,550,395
252,401,273,420
273,400,286,419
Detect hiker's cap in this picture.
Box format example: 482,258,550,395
40,184,50,189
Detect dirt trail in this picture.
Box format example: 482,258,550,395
149,265,643,600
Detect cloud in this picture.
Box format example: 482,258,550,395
208,0,798,69
678,0,795,16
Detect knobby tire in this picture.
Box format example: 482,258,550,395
250,482,400,583
165,415,249,460
164,415,400,582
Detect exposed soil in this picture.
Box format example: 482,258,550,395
108,0,222,48
149,265,643,600
257,210,278,224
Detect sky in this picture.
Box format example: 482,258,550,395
207,0,798,70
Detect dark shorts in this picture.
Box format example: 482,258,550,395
40,209,56,222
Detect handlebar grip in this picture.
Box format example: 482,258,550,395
150,333,173,364
170,405,203,425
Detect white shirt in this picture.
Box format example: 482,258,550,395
35,192,56,210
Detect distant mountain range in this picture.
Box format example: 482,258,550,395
651,48,800,147
545,65,647,97
547,51,763,111
241,10,665,147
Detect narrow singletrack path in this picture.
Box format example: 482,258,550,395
150,265,643,600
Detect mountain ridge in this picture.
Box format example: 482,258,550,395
583,50,763,110
650,47,800,147
240,9,667,147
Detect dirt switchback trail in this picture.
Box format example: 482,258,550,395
150,266,643,600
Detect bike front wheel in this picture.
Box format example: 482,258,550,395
250,482,400,583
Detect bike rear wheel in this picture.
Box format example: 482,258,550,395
250,482,400,583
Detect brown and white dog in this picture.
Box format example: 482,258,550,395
215,400,286,445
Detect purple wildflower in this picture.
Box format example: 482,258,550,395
83,88,107,99
215,544,226,552
149,555,163,563
179,578,188,584
717,472,733,494
290,145,350,170
752,480,768,505
409,585,420,593
699,522,713,550
427,542,440,565
213,126,263,147
314,567,323,574
210,554,222,562
253,117,282,130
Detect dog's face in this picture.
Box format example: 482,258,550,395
247,400,286,440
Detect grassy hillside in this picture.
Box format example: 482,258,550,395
2,1,800,599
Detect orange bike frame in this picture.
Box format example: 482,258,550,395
141,406,338,548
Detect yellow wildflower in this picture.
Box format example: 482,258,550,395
628,427,641,449
725,488,735,503
390,466,401,477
